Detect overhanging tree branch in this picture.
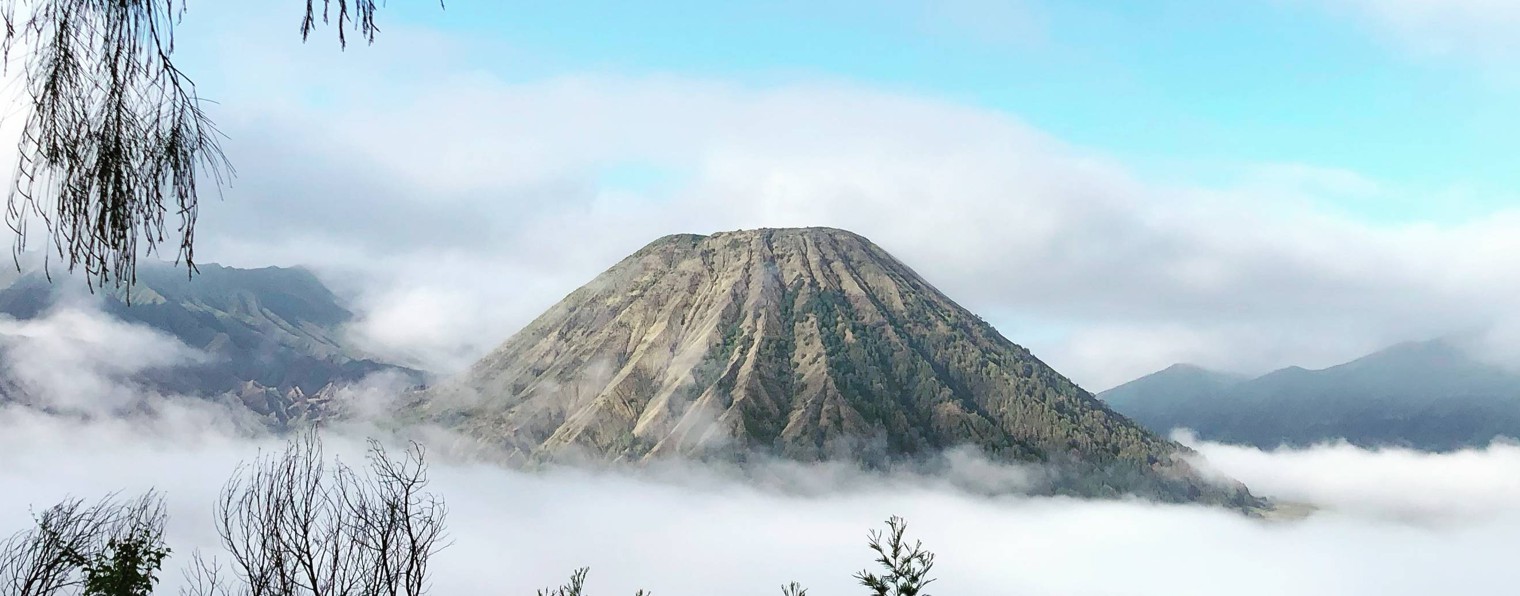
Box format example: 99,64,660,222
1,0,231,291
0,0,442,291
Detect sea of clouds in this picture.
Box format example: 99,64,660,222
3,4,1519,593
3,304,1519,596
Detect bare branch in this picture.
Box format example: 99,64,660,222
185,431,448,596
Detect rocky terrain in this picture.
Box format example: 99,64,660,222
417,227,1253,504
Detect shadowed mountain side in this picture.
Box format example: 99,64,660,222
0,262,420,427
1102,340,1520,451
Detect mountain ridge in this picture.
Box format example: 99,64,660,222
0,261,418,427
1101,338,1520,450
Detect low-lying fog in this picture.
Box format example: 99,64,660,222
3,306,1518,595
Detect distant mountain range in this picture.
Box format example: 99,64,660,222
0,262,418,427
1100,340,1520,451
415,228,1256,506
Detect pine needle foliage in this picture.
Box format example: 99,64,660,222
854,517,935,596
536,568,588,596
536,568,650,596
538,516,936,596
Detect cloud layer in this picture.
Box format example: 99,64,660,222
1,305,1518,596
4,3,1518,393
168,12,1520,389
1322,0,1520,61
4,406,1520,596
1189,434,1520,523
0,300,201,413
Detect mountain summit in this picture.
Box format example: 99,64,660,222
423,228,1246,502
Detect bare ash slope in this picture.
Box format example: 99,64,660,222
421,228,1246,503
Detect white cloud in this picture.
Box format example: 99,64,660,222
2,3,1512,391
5,404,1520,596
0,311,1515,596
0,299,203,413
1320,0,1520,61
1188,435,1520,523
175,49,1520,389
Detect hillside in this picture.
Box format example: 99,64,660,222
0,262,416,426
419,227,1254,504
1101,340,1520,450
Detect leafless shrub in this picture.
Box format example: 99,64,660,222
183,431,448,596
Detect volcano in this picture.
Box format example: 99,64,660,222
421,228,1253,504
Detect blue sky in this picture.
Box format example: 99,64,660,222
170,1,1520,388
385,0,1519,223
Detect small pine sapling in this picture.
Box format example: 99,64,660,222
854,516,936,596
